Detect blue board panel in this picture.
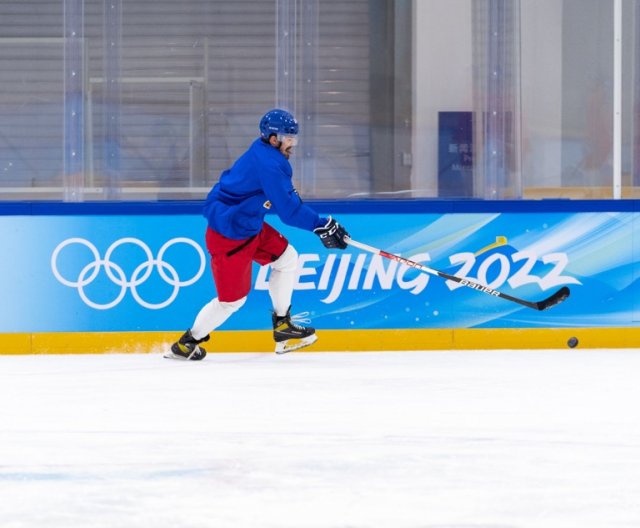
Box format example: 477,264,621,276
0,208,637,332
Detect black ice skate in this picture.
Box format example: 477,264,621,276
164,330,210,360
272,306,318,354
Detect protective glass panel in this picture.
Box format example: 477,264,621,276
0,0,637,201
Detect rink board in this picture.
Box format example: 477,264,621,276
0,199,638,353
1,327,640,354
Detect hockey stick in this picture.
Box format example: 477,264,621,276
344,237,570,311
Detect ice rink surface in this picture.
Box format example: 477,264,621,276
1,349,640,528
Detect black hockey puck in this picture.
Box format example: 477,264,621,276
567,337,578,348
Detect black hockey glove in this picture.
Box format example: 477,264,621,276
313,216,349,250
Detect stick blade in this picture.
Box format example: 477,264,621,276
535,286,570,311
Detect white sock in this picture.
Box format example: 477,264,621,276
269,244,298,316
191,297,246,340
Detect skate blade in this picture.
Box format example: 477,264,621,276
275,334,318,354
163,351,191,360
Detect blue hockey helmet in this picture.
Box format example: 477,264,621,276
259,109,299,140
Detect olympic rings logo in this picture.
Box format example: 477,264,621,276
51,237,206,310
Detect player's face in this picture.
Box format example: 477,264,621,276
277,134,298,159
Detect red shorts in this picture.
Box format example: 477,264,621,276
205,222,288,302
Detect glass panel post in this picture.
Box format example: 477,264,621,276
189,81,207,187
63,0,86,202
613,0,622,199
632,0,640,189
299,0,318,194
103,0,122,199
473,0,522,199
276,0,296,112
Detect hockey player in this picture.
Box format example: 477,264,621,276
166,109,349,360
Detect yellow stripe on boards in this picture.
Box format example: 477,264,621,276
0,333,31,355
1,327,639,355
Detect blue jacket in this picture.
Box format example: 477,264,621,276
203,138,325,240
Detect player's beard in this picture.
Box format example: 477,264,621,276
280,144,293,159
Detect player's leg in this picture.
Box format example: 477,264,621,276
268,243,297,316
255,224,318,353
191,297,246,340
167,296,247,360
165,228,254,360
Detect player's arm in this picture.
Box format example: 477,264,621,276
262,165,349,249
261,162,320,230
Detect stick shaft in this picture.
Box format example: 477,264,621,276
344,237,569,311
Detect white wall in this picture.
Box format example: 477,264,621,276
412,0,564,194
520,0,563,188
412,0,473,197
